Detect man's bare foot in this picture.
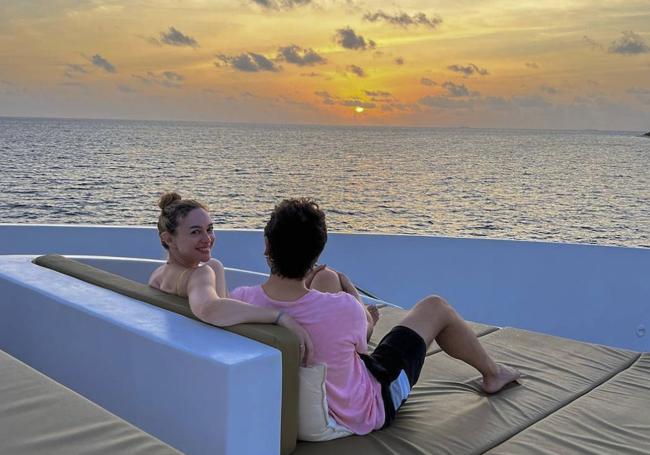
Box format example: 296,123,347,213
482,364,521,394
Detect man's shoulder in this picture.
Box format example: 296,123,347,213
309,289,360,307
230,284,260,301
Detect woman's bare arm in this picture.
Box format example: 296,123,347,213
187,266,314,364
205,258,228,297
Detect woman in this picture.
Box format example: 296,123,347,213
148,191,314,363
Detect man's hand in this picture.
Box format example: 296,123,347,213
277,314,314,366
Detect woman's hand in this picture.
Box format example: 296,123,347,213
367,304,380,325
277,314,314,366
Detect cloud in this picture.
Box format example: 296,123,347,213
609,31,649,55
420,77,436,86
627,87,650,95
583,35,604,51
380,103,419,112
442,81,479,97
251,0,311,10
394,57,404,65
512,95,552,108
364,90,390,97
160,27,199,48
216,53,280,72
525,62,539,69
132,71,185,88
347,64,366,77
315,91,377,109
162,71,184,82
58,81,86,88
540,85,559,95
64,63,88,78
277,45,326,66
418,95,473,109
418,93,554,111
117,84,137,93
142,35,162,47
301,72,324,77
90,54,116,73
447,63,488,77
341,99,376,109
335,27,376,50
484,96,510,110
627,87,650,104
273,95,317,111
315,90,337,105
363,11,442,29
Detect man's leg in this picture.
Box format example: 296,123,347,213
398,295,520,393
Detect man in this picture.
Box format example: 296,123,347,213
230,198,520,434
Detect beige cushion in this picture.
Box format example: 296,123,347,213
293,328,645,455
298,364,353,442
0,350,181,455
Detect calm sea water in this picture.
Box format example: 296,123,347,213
1,117,649,248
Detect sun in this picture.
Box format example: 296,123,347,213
355,106,364,113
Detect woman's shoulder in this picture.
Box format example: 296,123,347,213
203,258,224,274
148,264,166,287
188,263,218,281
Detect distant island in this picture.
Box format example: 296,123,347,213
644,131,650,137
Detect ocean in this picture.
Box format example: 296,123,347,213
1,116,648,248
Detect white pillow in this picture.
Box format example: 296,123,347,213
298,363,354,441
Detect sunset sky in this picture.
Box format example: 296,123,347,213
1,0,649,130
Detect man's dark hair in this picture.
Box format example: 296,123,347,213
264,198,327,279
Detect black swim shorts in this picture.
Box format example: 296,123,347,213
361,325,426,428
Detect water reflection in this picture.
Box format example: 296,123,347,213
1,118,649,248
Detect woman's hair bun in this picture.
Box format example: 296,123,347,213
158,192,182,210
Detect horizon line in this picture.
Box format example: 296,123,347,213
1,114,646,135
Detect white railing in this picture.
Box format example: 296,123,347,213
1,223,648,350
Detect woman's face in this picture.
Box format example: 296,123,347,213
166,207,215,264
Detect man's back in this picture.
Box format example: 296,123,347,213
230,285,385,434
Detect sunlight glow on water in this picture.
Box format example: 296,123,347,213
1,117,649,247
